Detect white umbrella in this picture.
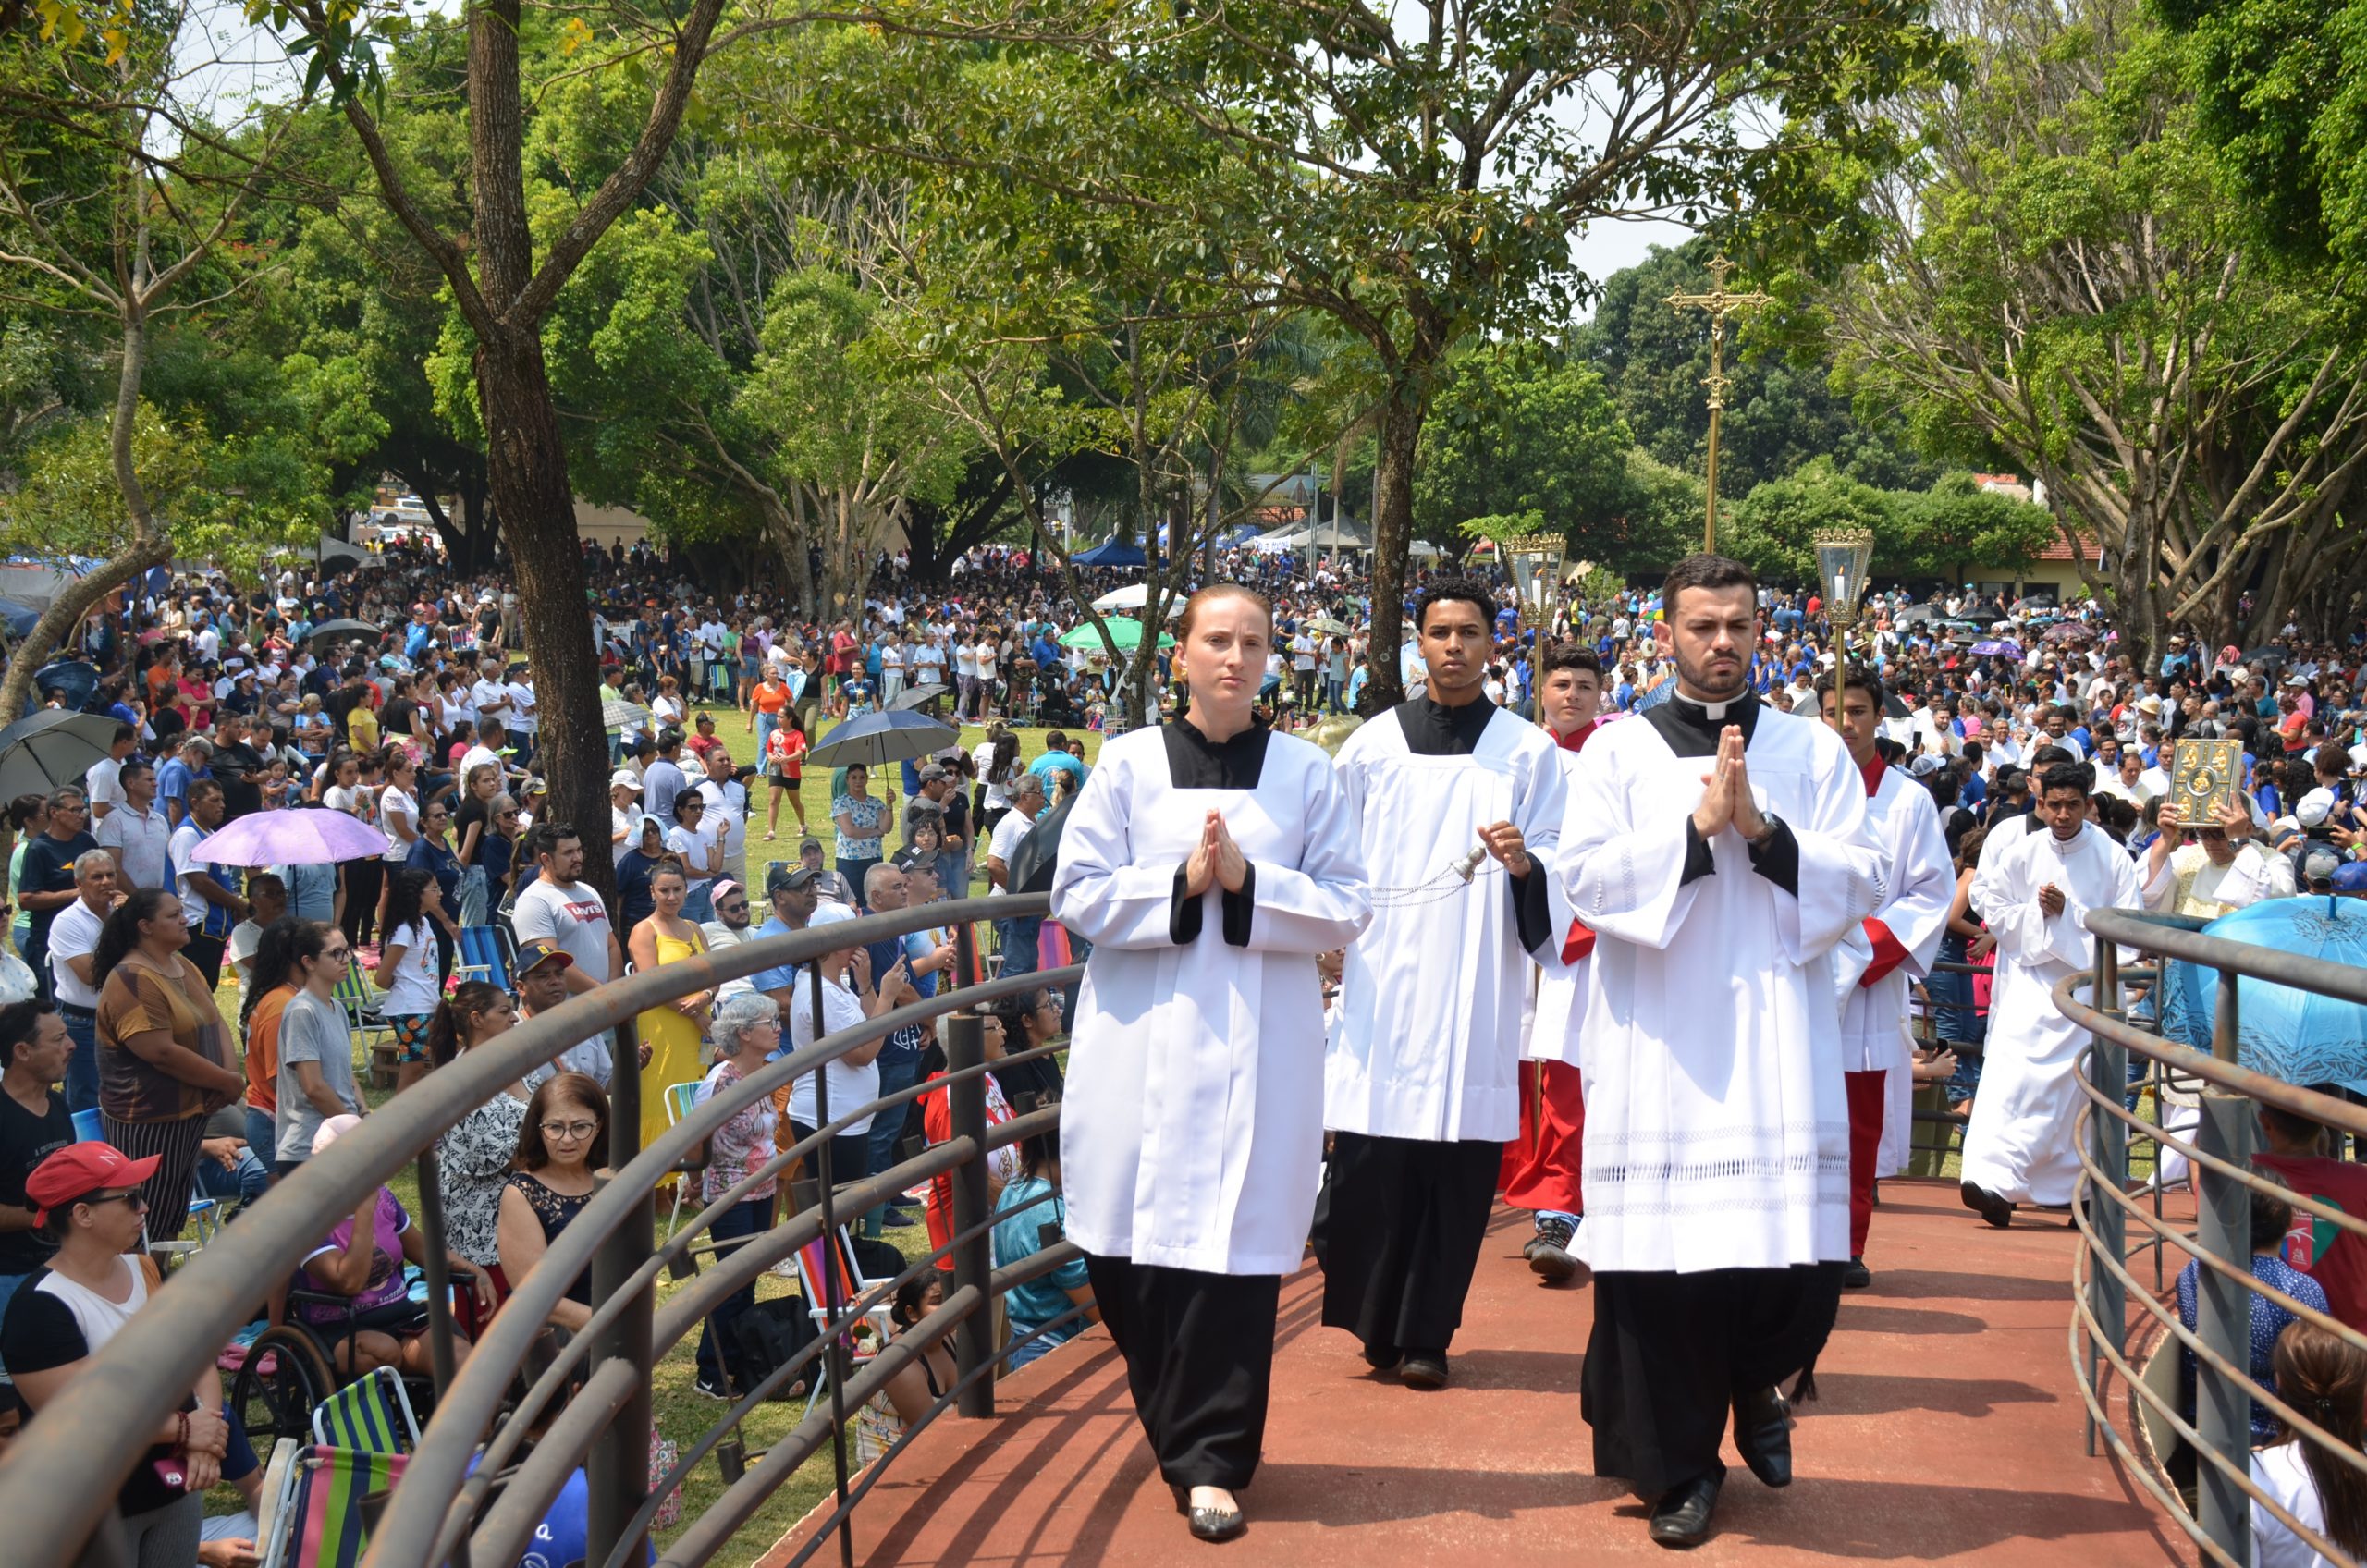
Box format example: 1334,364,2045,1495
1091,583,1149,612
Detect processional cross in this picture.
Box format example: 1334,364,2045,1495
1664,255,1771,554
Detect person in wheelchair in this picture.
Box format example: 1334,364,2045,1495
290,1114,488,1378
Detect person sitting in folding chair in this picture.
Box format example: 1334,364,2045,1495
291,1115,487,1378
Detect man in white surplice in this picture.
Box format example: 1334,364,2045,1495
1558,555,1887,1550
1957,762,2142,1225
1319,579,1568,1393
1816,668,1955,1292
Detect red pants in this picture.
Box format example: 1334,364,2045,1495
1499,1060,1585,1215
1845,1069,1887,1256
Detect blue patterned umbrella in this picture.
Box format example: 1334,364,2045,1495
2161,897,2367,1084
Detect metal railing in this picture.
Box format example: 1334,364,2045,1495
0,893,1082,1568
2064,904,2367,1568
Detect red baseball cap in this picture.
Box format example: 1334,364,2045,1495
25,1143,159,1225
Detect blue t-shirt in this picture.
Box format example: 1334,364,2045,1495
1026,751,1085,792
991,1175,1090,1341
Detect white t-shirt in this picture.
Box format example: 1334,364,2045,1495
953,643,978,680
785,973,877,1135
379,785,418,863
2252,1440,2333,1568
94,803,170,893
84,756,124,815
987,809,1035,894
505,680,537,733
380,918,440,1016
611,803,642,844
975,641,999,680
46,898,104,1010
510,877,614,985
666,821,721,891
695,778,747,876
167,822,219,928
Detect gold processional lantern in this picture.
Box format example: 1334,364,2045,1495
1813,529,1876,741
1499,533,1569,643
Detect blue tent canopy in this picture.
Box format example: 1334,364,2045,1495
1073,539,1147,569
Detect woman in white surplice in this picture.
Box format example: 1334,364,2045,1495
1050,583,1372,1543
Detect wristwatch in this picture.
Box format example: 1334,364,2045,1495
1744,812,1783,848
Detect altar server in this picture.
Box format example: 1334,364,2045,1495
1051,582,1371,1544
1501,640,1605,1284
1560,554,1888,1548
1320,578,1567,1390
1817,667,1955,1289
1957,761,2141,1225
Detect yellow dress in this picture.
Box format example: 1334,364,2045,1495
636,924,710,1154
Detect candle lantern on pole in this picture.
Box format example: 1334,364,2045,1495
1813,529,1875,740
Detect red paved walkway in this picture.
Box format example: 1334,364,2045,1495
764,1181,2188,1566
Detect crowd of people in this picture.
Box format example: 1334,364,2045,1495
5,524,2367,1560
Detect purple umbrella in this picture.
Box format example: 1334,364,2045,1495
1968,639,2022,658
190,808,391,867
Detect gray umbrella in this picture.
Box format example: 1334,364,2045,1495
0,710,121,797
806,710,961,769
306,618,381,645
889,683,952,714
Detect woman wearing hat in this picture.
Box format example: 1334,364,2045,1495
2,1140,232,1565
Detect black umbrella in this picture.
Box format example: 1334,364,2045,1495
889,682,952,714
805,709,960,769
2239,646,2290,668
0,709,121,796
1883,692,1912,720
1008,792,1075,895
307,618,382,645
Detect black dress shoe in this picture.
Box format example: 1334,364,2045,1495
1400,1350,1450,1390
1173,1486,1246,1542
1842,1256,1872,1290
1959,1180,2015,1229
1648,1471,1723,1548
1361,1341,1403,1372
1732,1384,1794,1488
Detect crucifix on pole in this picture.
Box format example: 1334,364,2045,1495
1665,255,1770,554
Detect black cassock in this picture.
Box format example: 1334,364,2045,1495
1313,692,1557,1359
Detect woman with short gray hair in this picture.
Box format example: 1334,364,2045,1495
691,986,782,1399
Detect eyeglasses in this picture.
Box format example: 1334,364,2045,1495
540,1120,598,1141
319,946,352,963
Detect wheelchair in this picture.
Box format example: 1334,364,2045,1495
228,1261,484,1452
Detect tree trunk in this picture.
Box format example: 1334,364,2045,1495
0,313,171,721
477,333,614,898
1364,385,1426,712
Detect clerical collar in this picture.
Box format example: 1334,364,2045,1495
1643,688,1761,758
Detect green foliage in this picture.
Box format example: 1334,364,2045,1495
1723,459,1902,583
1575,238,1939,496
1723,462,2059,584
1415,353,1632,550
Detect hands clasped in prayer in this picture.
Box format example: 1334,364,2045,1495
1691,725,1770,841
1184,809,1250,898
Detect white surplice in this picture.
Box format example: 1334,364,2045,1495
1956,821,2141,1206
1051,726,1371,1276
1524,746,1591,1065
1829,766,1956,1177
1324,705,1568,1143
1560,700,1889,1273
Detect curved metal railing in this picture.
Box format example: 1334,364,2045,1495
0,893,1083,1568
2062,904,2367,1568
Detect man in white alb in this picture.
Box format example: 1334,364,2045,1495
1320,578,1566,1391
1956,762,2141,1226
1559,555,1888,1547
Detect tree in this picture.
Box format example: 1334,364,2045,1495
256,0,734,899
1723,459,1903,584
1413,352,1632,554
1083,0,1955,707
1576,238,1940,496
1889,473,2059,583
0,0,314,717
1822,0,2367,657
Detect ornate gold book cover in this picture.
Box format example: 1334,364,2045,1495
2168,737,2243,823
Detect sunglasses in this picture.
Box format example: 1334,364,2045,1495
83,1189,147,1210
717,900,748,913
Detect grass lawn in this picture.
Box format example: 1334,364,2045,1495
252,711,1095,1562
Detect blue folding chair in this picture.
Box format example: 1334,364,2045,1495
70,1107,101,1143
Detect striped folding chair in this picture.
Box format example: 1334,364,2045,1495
662,1081,710,1243
260,1445,407,1568
796,1226,896,1416
310,1366,420,1455
331,966,395,1084
454,925,514,990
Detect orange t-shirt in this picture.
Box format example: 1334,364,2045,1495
244,984,293,1116
753,681,789,717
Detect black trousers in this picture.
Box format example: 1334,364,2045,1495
1314,1132,1501,1354
183,929,226,991
1083,1254,1281,1491
1583,1264,1845,1498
